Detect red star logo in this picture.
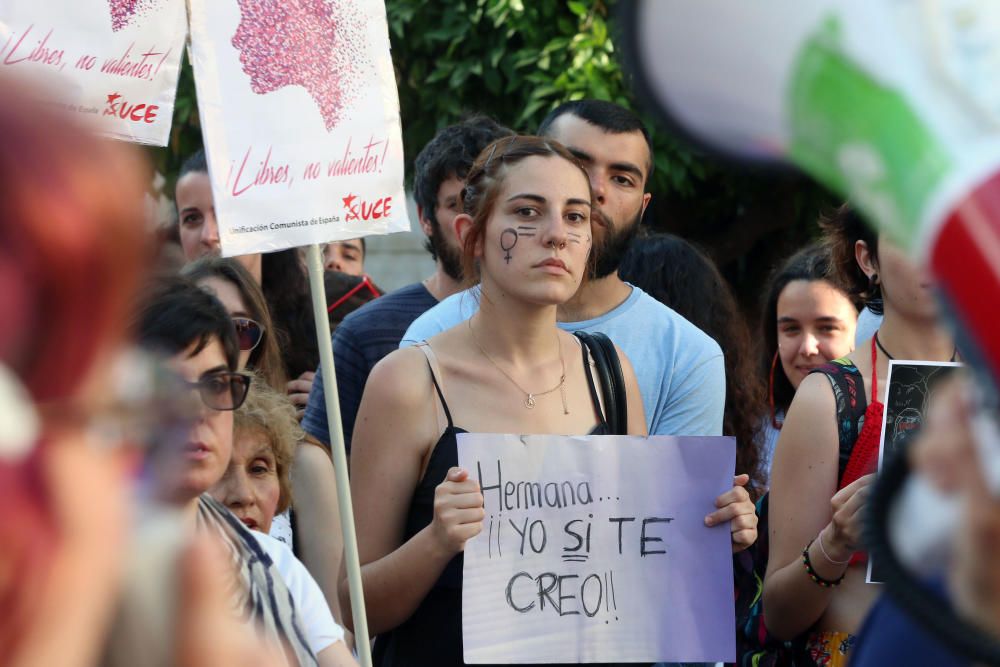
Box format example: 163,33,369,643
103,92,122,116
342,193,357,209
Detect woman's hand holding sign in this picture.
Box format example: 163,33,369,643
704,474,758,553
432,467,486,555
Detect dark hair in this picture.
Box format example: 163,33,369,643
819,203,882,315
760,243,855,415
178,148,208,180
134,275,239,372
619,234,766,500
324,271,383,330
174,148,208,239
460,135,593,283
182,256,288,390
537,99,653,182
413,115,514,260
261,249,315,379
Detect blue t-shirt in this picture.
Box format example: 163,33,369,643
851,578,968,667
302,282,438,449
401,285,725,436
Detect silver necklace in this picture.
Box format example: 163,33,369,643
468,319,569,413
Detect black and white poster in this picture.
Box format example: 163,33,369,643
867,359,961,584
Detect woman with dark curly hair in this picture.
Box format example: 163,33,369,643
619,233,767,501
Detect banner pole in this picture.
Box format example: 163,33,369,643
304,243,373,667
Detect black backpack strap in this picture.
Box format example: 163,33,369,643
573,331,628,434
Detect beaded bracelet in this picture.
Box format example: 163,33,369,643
802,541,846,588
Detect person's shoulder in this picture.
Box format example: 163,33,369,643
250,529,299,571
340,281,436,329
250,531,317,592
628,286,723,357
401,286,478,346
367,345,434,404
810,356,860,381
424,286,477,318
789,370,838,414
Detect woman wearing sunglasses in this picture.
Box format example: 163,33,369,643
183,256,287,392
136,276,357,667
185,255,356,640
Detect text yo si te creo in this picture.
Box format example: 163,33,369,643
475,457,673,624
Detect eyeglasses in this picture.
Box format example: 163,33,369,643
184,371,251,411
327,275,380,314
232,318,264,352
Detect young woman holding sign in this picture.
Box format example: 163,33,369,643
343,135,757,666
763,206,958,665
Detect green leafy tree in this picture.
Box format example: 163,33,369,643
387,0,835,313
155,0,836,315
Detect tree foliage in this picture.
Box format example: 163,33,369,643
386,0,836,311
153,0,836,315
387,0,706,198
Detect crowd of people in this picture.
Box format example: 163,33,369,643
2,65,998,667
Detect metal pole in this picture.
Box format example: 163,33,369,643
304,243,372,667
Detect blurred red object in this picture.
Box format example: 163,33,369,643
0,71,149,666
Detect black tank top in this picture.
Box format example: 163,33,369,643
373,342,649,667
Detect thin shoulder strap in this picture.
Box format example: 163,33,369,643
869,335,879,401
577,337,607,426
416,343,454,428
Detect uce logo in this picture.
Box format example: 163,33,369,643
103,92,159,124
342,193,393,222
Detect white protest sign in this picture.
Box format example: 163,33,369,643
457,434,736,664
0,0,186,146
187,0,407,256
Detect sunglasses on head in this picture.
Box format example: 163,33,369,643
232,317,264,352
184,371,251,411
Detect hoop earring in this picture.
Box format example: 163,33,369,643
769,350,783,430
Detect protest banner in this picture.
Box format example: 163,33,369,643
186,0,408,256
457,433,736,664
867,359,961,584
0,0,186,146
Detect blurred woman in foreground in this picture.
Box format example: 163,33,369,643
0,72,148,667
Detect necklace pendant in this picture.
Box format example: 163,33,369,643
525,394,536,409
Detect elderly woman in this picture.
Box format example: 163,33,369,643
211,374,299,535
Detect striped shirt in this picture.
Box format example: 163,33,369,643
197,494,317,666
